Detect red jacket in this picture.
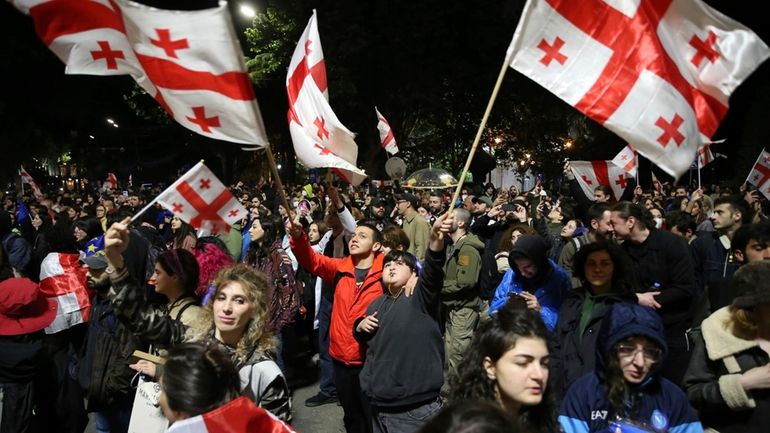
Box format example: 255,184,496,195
291,232,383,365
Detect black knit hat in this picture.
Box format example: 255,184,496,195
732,260,770,308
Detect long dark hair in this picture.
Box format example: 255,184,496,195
449,297,557,433
160,342,240,417
172,217,197,249
248,215,284,265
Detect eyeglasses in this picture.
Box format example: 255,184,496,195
616,344,662,363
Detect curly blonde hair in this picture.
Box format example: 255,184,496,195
204,264,276,363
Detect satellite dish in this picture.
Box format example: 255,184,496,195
385,157,407,180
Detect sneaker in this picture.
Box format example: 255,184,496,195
304,393,338,407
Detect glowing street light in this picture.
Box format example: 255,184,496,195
239,4,256,18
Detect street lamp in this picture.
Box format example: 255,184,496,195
239,3,256,18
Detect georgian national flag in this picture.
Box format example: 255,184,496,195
507,0,770,179
747,149,770,199
11,0,269,148
155,162,246,235
166,397,295,433
105,172,118,190
19,166,43,200
569,160,629,201
39,252,90,334
611,144,638,177
286,10,367,185
375,107,399,155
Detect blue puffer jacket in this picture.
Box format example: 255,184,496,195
558,303,703,433
489,235,572,331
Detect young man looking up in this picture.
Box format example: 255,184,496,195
289,220,384,433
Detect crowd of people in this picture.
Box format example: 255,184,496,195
1,168,769,433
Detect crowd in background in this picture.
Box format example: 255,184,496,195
1,167,770,433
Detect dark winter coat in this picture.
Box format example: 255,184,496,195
683,306,770,433
550,289,637,399
559,303,703,433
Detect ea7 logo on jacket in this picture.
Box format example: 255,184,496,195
591,410,608,420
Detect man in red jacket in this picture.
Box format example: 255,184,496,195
289,219,384,433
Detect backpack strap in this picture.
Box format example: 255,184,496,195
174,298,196,322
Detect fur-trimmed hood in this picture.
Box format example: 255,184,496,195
701,306,758,361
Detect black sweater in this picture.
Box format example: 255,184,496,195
355,248,445,407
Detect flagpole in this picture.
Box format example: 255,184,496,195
264,147,294,220
697,164,701,190
448,50,514,213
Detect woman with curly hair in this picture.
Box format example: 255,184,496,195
449,297,558,433
103,219,291,422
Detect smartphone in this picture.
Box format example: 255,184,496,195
298,200,310,213
122,191,128,197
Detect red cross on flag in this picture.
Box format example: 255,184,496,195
286,11,367,185
747,149,770,199
696,142,715,168
104,172,118,190
39,252,90,334
375,107,399,155
611,144,638,177
11,0,269,148
155,162,246,235
19,166,43,200
507,0,770,179
569,160,629,201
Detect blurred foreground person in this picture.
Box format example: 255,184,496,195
159,342,295,432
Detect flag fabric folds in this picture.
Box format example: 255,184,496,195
105,172,118,190
155,162,246,236
696,142,714,168
375,107,399,155
11,0,268,147
569,160,629,201
508,0,770,179
747,149,770,199
39,252,90,334
611,144,638,177
286,10,367,185
166,396,296,433
19,166,43,200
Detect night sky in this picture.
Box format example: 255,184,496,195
1,0,768,185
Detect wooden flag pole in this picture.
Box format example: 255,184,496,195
448,51,514,213
264,147,294,220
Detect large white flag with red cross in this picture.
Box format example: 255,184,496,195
508,0,770,179
747,149,770,199
570,160,630,201
155,162,246,235
11,0,268,147
286,10,367,185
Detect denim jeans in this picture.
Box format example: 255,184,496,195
371,398,443,433
318,297,336,397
